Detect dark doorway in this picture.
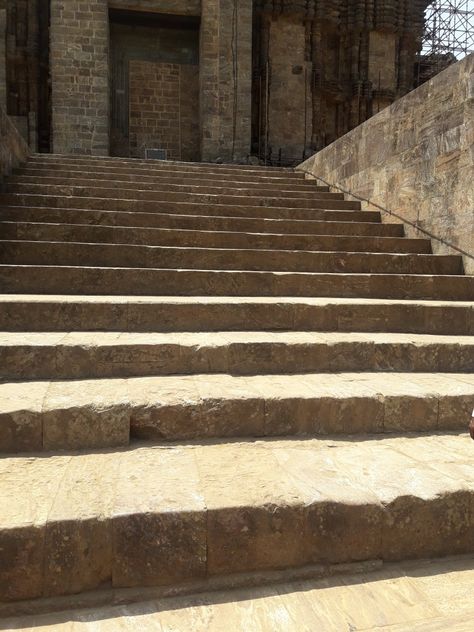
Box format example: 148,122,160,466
109,9,200,160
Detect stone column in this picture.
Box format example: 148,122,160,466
0,1,6,109
200,0,252,162
50,0,109,155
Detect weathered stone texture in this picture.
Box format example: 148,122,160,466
200,0,252,162
299,54,474,275
0,2,5,109
108,0,201,15
0,103,30,180
50,0,109,155
129,61,199,161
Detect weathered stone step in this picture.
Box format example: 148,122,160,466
4,555,473,629
0,222,432,255
8,173,330,198
2,265,473,300
28,153,303,178
1,295,472,335
5,183,350,211
0,205,389,233
1,433,473,602
1,193,368,221
1,331,472,379
1,241,462,275
2,373,472,452
15,166,327,192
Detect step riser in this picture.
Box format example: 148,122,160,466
0,207,399,236
1,194,370,221
15,168,326,191
1,242,462,275
1,301,472,335
1,341,472,380
2,266,472,300
3,188,358,211
8,175,331,199
0,222,431,254
2,482,473,602
2,392,470,453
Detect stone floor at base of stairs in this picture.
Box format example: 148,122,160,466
2,555,474,631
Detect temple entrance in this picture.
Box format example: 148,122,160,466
109,9,200,160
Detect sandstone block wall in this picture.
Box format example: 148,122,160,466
50,0,109,155
298,54,474,274
129,61,199,161
0,103,30,181
0,1,6,108
200,0,252,162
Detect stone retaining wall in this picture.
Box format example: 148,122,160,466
298,54,474,274
0,104,30,182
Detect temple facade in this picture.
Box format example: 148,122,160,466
0,0,430,164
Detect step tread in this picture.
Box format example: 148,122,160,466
4,555,474,630
2,330,472,346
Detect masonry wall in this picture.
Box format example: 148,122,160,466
0,102,30,180
129,61,199,161
200,0,252,162
0,1,6,108
298,54,474,274
50,0,109,155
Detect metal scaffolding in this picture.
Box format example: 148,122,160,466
417,1,474,84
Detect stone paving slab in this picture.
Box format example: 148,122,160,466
4,556,473,631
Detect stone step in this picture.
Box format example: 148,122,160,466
5,183,351,211
1,241,462,275
1,331,472,379
0,205,393,234
1,193,369,221
2,373,472,452
1,295,472,335
15,166,327,192
4,555,473,629
1,433,473,602
0,222,432,254
8,173,331,198
2,265,473,300
28,153,303,178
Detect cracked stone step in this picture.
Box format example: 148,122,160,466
0,193,370,221
2,186,359,212
0,221,432,254
0,331,472,380
0,241,462,275
0,295,472,335
1,373,473,452
1,265,473,300
0,206,397,235
7,174,333,199
14,166,329,192
1,433,474,602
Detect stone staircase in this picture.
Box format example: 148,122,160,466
0,154,473,615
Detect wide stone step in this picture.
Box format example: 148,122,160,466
2,373,473,452
1,433,473,603
1,295,472,335
5,555,473,629
0,222,432,254
8,174,331,199
2,265,473,300
1,331,472,379
1,193,368,221
0,205,396,235
1,241,462,275
28,154,303,178
5,183,351,211
15,166,327,191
